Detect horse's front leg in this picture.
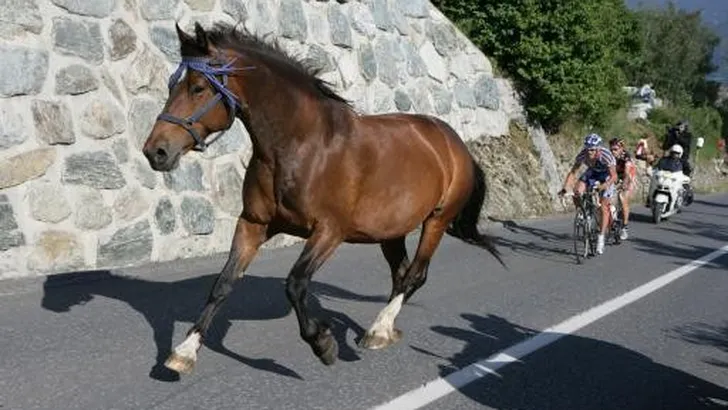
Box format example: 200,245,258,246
285,228,342,365
165,217,270,374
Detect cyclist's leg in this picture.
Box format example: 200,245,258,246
622,169,635,228
599,190,612,236
596,173,614,254
574,174,588,209
591,172,611,234
619,189,630,239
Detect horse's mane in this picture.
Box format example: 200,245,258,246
181,22,351,107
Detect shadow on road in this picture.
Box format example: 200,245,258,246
488,217,574,264
626,210,655,224
489,217,570,243
41,270,385,382
411,313,728,409
671,321,728,368
630,237,728,271
670,219,728,243
693,199,728,208
629,202,728,235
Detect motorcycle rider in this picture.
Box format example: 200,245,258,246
558,133,618,255
646,144,685,208
609,137,636,240
656,144,685,172
662,120,694,204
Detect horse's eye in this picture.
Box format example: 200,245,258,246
191,85,205,94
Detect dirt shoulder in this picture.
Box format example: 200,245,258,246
469,121,728,223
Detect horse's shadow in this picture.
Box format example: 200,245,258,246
41,270,386,382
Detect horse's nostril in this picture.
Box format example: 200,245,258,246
155,148,168,162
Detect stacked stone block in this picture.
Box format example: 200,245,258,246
0,0,541,278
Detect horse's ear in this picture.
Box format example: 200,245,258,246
194,22,209,50
175,22,195,46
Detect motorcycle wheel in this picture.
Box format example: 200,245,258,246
652,203,662,224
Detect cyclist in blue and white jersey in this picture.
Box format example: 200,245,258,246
558,133,618,255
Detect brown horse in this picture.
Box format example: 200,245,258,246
142,22,504,374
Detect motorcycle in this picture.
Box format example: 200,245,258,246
646,168,691,224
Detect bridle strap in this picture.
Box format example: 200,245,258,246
157,56,254,152
157,93,227,151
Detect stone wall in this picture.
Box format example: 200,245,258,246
0,0,562,278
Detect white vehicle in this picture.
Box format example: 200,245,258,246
647,168,690,224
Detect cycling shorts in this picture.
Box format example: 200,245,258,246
579,169,615,198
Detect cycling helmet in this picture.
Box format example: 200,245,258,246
669,144,683,157
609,137,625,148
583,133,602,148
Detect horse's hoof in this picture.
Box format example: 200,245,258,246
312,329,338,366
164,352,196,374
318,338,338,366
359,328,402,350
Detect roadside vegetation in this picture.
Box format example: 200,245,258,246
432,0,727,163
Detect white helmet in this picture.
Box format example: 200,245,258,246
669,144,683,158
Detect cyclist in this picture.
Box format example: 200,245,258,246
558,133,618,255
609,137,636,240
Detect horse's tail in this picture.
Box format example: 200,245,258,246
447,158,507,268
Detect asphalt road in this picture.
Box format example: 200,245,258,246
1,193,728,410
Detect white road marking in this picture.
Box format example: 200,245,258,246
371,243,728,410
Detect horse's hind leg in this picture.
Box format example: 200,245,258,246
285,227,343,365
358,237,409,349
165,217,270,374
360,219,446,350
380,237,411,301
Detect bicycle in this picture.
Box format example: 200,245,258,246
561,182,622,264
561,185,600,264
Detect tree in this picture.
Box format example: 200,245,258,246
432,0,641,131
623,2,721,106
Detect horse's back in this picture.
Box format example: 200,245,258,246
356,111,475,184
338,112,475,241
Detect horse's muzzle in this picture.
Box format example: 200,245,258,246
143,139,179,171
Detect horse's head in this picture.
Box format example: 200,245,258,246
41,271,113,313
143,22,252,171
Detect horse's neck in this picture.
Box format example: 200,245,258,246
239,86,334,163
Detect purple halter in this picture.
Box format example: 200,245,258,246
157,56,254,152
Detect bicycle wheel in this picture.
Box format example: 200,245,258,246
586,210,598,257
613,201,624,245
612,220,622,245
573,208,588,264
610,202,621,245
